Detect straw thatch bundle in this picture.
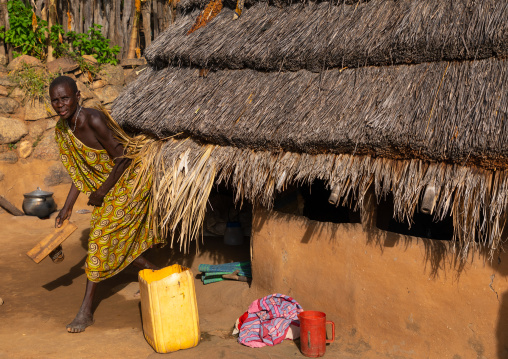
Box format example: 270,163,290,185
111,0,508,258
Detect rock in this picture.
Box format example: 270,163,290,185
0,73,18,88
82,55,98,65
7,55,44,71
17,140,33,159
77,73,89,84
83,99,101,108
46,119,57,130
125,65,148,85
28,120,48,139
0,85,8,97
44,163,71,187
0,54,7,66
0,98,19,114
93,85,123,105
47,57,79,74
0,151,18,163
0,297,3,305
120,58,147,68
76,81,95,100
9,87,24,99
90,80,107,90
102,103,113,111
0,117,28,144
98,64,125,86
0,170,4,181
123,68,134,79
32,132,60,160
65,73,77,81
25,100,53,121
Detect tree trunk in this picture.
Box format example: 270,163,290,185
152,0,159,40
58,0,67,33
170,0,176,25
94,0,107,36
83,0,92,32
0,0,7,65
68,0,76,31
47,0,57,61
34,0,44,17
109,0,121,49
161,0,169,31
141,0,151,47
76,0,83,33
103,0,110,39
126,0,140,59
122,0,133,58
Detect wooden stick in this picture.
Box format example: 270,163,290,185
26,220,77,263
0,195,24,216
222,270,248,282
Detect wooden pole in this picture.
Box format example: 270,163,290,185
1,0,12,62
0,0,7,65
47,0,57,61
141,0,151,47
126,0,140,59
121,0,133,58
0,195,24,216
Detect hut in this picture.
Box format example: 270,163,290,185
112,0,508,357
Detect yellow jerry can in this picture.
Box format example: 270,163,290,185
138,264,200,353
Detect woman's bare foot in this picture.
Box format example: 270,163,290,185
66,311,94,333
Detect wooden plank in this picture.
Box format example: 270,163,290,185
26,221,78,264
0,195,24,216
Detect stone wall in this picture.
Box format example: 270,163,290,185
0,55,145,212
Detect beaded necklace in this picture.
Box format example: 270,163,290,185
71,106,82,132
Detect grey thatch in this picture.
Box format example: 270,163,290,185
113,59,508,169
111,0,508,258
147,1,508,72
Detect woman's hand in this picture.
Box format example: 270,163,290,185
88,190,106,207
55,206,72,228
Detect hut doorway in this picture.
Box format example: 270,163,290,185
273,180,361,224
204,184,253,239
376,192,453,241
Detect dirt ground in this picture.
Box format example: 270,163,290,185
0,193,350,359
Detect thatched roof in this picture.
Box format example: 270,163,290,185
146,1,507,71
113,58,508,170
111,0,508,257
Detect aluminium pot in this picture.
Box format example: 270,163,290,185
22,187,57,218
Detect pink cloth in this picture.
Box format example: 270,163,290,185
238,293,303,348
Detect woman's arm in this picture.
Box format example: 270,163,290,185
87,157,132,207
86,112,131,207
55,182,80,228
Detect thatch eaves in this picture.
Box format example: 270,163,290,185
147,0,508,72
112,57,508,171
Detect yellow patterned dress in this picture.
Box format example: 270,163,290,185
55,118,164,282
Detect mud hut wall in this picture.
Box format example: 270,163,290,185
250,206,508,359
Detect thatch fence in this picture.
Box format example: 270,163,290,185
112,0,508,258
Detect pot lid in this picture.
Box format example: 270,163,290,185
23,187,54,198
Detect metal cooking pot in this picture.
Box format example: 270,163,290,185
22,187,57,218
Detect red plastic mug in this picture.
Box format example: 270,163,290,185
298,311,335,358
